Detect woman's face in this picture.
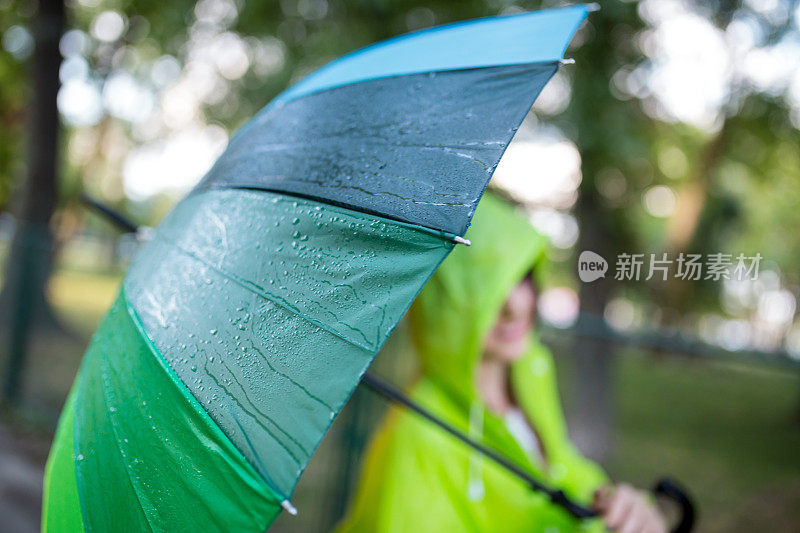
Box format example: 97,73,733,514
483,277,536,364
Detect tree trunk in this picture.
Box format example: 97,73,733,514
571,189,615,461
1,0,64,402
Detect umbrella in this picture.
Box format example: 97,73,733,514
45,5,599,531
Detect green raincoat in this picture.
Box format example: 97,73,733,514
337,193,607,533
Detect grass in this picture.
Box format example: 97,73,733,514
0,265,122,416
48,267,123,337
609,353,800,532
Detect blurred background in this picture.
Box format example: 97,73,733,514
1,0,800,531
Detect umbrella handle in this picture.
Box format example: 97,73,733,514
567,479,695,532
653,477,696,533
550,478,696,532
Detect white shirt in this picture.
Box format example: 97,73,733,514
504,407,546,467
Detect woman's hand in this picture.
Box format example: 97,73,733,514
593,484,667,533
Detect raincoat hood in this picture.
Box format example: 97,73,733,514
409,191,547,405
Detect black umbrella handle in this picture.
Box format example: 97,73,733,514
558,478,696,532
569,478,695,533
653,478,696,533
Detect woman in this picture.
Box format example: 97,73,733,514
337,193,666,532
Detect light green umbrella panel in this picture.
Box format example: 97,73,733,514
124,190,454,500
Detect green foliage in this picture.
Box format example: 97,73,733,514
1,0,799,321
0,0,31,209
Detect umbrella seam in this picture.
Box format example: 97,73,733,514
194,185,465,242
159,235,380,354
274,60,560,110
122,291,287,509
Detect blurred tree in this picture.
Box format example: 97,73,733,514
0,0,64,402
0,0,32,209
549,0,800,456
560,0,651,460
0,0,798,451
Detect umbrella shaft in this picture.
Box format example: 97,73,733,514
361,372,598,520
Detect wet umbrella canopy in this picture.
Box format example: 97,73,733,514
43,5,594,531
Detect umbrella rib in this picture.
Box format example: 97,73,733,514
231,410,299,516
163,237,377,354
229,410,290,500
